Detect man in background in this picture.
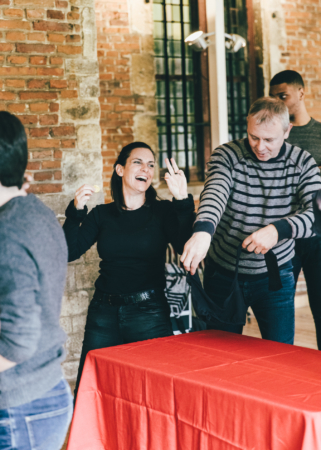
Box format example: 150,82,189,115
270,70,321,350
0,111,72,449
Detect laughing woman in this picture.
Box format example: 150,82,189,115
63,142,194,399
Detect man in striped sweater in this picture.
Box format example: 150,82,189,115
181,97,321,344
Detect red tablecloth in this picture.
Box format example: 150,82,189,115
67,331,321,450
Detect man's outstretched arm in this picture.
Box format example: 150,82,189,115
181,146,235,274
180,232,212,275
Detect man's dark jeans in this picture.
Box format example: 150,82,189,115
202,264,296,344
292,236,321,349
74,290,173,401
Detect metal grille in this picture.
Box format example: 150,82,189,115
153,0,205,181
224,0,250,141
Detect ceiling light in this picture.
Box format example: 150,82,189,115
225,33,246,53
185,31,246,53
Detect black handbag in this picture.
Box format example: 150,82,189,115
188,244,283,326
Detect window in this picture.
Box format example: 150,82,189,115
153,0,210,182
224,0,250,141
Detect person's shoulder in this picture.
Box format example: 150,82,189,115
88,201,118,221
152,198,170,209
0,195,61,256
26,194,67,242
4,194,57,227
152,197,193,216
94,201,117,215
97,201,116,209
26,194,64,228
212,139,245,163
285,142,315,168
310,117,321,131
150,199,173,216
285,141,304,158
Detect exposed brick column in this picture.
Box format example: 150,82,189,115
0,1,103,196
0,0,84,193
279,0,321,121
261,0,321,122
0,0,103,385
95,0,135,201
95,0,157,201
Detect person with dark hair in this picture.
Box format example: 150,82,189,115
180,97,321,344
270,70,321,350
63,142,194,399
0,111,73,449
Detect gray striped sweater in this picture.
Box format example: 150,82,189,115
194,139,321,275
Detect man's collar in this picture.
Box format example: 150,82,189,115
244,138,286,163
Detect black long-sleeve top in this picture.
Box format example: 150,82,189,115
63,196,195,294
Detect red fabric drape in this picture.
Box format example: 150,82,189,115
67,331,321,450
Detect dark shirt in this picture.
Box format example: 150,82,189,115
0,195,67,409
63,196,195,294
313,190,321,235
286,118,321,165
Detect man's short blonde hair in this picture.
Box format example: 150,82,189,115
247,97,290,132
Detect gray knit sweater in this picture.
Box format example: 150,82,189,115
286,118,321,165
0,194,68,408
194,139,321,274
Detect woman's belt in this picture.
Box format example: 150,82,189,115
94,288,164,307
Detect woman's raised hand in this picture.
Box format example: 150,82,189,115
74,184,95,210
164,158,188,200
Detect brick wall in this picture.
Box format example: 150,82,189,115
278,0,321,121
260,0,321,122
95,0,158,201
95,0,134,201
0,0,84,193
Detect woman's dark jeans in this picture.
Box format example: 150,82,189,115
202,264,296,345
74,289,173,401
292,236,321,350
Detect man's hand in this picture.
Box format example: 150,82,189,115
242,224,278,254
180,232,212,275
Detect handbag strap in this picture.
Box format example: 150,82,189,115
230,243,242,287
234,243,282,291
264,249,283,291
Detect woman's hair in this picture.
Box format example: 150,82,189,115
111,142,157,212
0,112,28,189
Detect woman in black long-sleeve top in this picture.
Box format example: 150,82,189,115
63,142,195,399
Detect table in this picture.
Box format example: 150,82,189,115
67,331,321,450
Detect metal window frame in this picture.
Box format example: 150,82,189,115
224,0,250,141
155,0,210,182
